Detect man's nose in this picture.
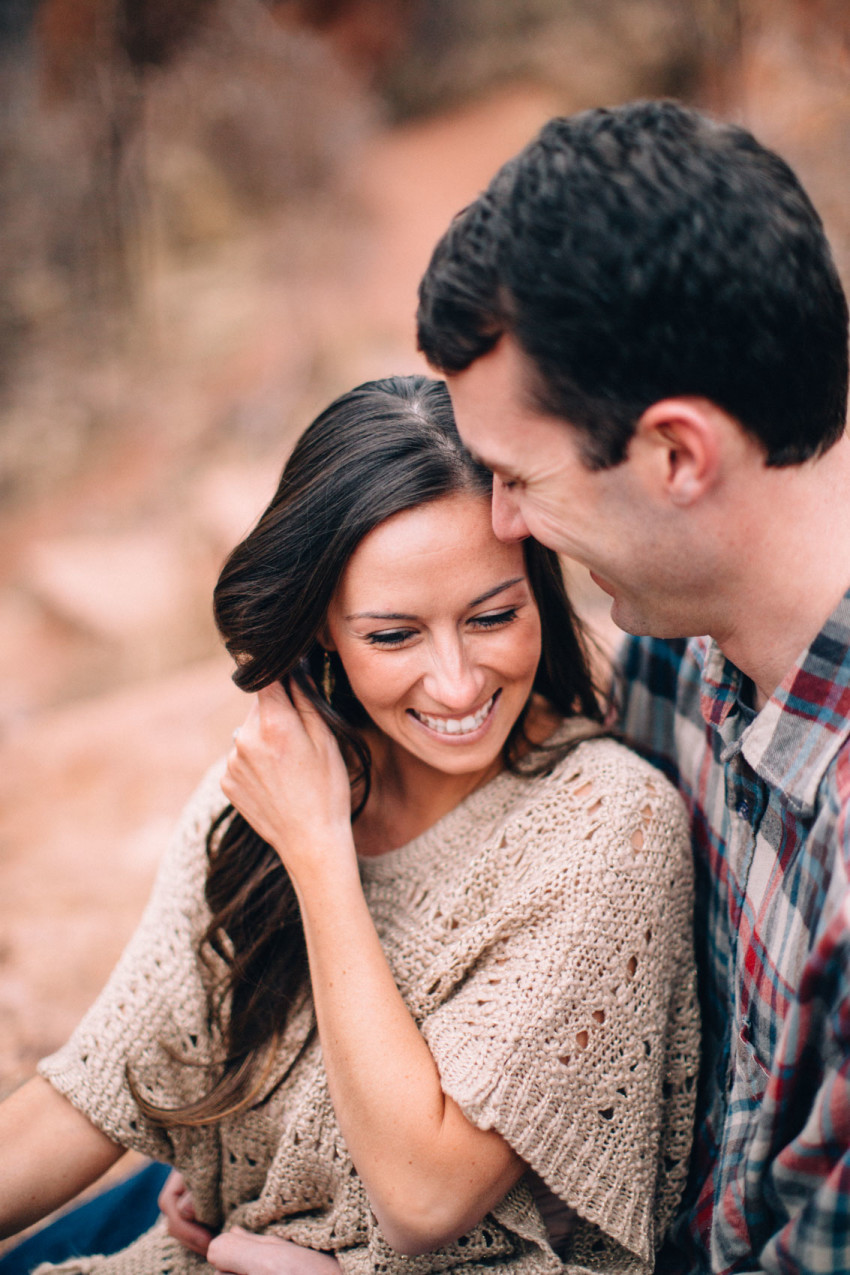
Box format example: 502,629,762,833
491,476,530,542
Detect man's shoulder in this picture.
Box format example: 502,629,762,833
615,634,711,781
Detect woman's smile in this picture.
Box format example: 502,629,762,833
408,690,500,740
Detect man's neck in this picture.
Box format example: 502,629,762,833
709,433,850,709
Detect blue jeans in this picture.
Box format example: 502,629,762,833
0,1163,169,1275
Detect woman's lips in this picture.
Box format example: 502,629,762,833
408,690,501,741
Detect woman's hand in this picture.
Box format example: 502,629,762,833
158,1170,213,1258
207,1228,342,1275
222,680,355,885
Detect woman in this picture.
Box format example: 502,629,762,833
0,376,698,1274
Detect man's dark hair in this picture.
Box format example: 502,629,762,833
417,100,849,469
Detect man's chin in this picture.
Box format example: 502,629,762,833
608,596,696,642
609,602,650,638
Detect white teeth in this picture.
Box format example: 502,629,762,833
415,695,495,736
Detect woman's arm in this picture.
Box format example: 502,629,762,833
223,683,524,1257
0,1076,124,1240
291,846,523,1254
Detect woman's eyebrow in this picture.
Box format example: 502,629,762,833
468,576,526,607
346,609,417,621
346,577,527,622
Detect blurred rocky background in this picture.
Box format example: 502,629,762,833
0,0,848,1146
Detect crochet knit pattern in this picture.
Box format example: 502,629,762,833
38,726,699,1275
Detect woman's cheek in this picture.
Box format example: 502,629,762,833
343,651,412,714
493,621,542,678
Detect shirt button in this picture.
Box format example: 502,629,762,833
737,800,751,820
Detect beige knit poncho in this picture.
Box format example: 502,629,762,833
39,726,698,1275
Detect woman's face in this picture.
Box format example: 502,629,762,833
323,491,542,782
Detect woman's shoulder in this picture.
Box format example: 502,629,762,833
149,757,231,901
179,755,231,840
532,716,679,789
510,719,691,857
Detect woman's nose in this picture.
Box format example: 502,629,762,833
422,642,487,711
491,476,530,542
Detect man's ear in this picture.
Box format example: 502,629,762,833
633,398,722,507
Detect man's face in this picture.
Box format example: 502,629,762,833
445,336,697,638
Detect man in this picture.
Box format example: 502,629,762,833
417,100,850,1273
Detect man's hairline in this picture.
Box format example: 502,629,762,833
441,332,623,478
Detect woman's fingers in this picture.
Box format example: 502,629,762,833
157,1169,213,1257
157,1168,183,1213
207,1230,267,1275
257,679,296,718
232,680,326,757
221,677,354,873
286,677,334,749
207,1230,342,1275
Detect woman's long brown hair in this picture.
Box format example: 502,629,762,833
131,375,605,1127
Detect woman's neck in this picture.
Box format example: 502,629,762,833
353,731,502,857
353,698,561,857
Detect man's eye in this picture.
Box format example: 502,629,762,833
365,630,415,647
470,608,518,630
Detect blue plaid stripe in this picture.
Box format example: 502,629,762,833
617,586,850,1274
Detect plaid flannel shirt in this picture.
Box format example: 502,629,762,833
616,585,850,1274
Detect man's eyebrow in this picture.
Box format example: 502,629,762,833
468,450,520,480
467,448,499,473
346,577,527,622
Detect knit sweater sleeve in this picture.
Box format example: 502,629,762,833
418,739,699,1269
36,761,229,1174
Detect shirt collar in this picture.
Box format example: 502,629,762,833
699,586,850,818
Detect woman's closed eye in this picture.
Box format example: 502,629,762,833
365,628,417,648
469,607,519,631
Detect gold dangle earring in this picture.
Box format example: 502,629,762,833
322,650,335,703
